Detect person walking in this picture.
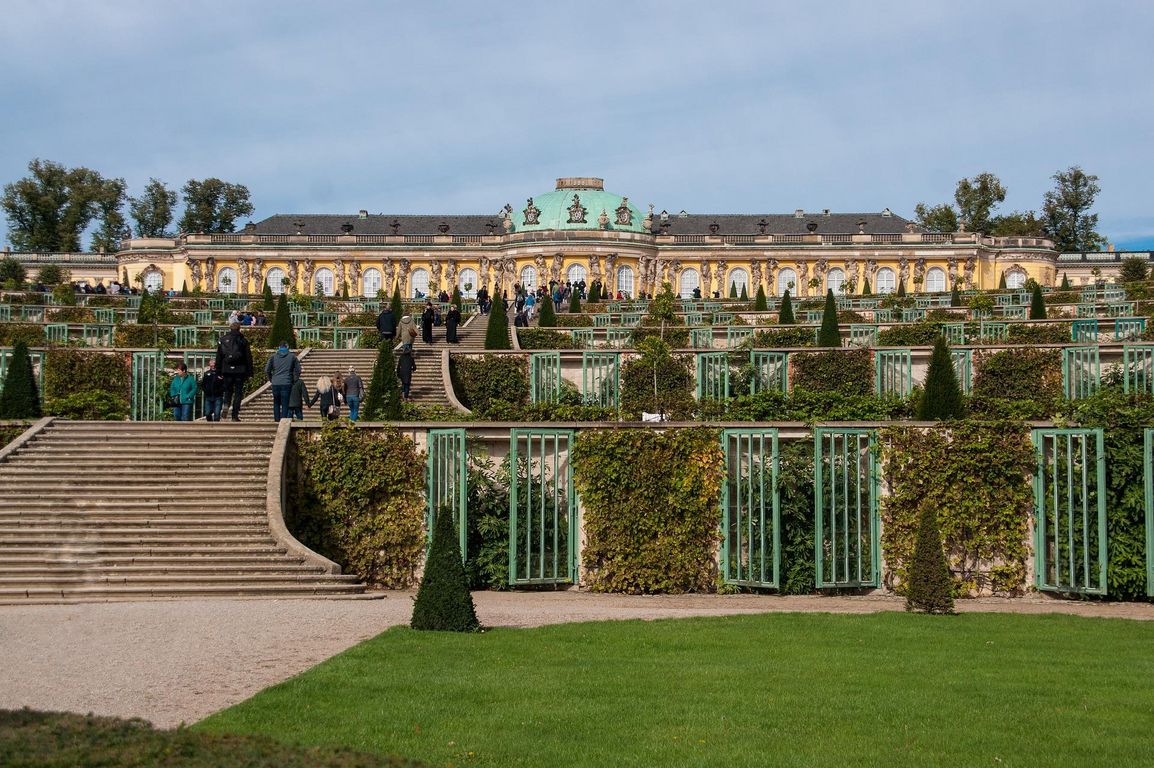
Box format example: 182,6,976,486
288,374,309,421
263,341,301,421
397,347,417,400
215,322,253,421
168,363,197,422
344,366,365,421
398,313,417,350
200,359,225,422
421,300,436,344
444,304,461,343
309,375,340,420
376,305,396,342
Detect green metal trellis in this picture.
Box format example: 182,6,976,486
721,429,780,588
950,348,973,394
1123,344,1154,395
750,351,788,394
580,351,619,408
814,428,879,588
1145,429,1154,597
875,349,913,397
508,428,577,586
696,352,730,400
1061,346,1100,400
425,428,468,557
130,351,163,421
529,352,562,404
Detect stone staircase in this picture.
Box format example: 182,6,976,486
0,420,371,603
242,349,381,422
410,313,489,407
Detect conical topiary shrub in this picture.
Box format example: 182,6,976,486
1061,272,1071,290
485,292,511,350
390,285,404,321
779,289,795,324
862,277,872,296
739,283,748,301
537,295,557,327
410,507,480,632
896,280,906,298
906,502,955,615
917,336,965,420
0,340,41,419
451,285,462,306
950,284,962,307
817,289,841,347
998,273,1007,290
341,282,349,300
361,341,402,420
180,280,189,297
267,294,297,349
1029,283,1046,320
569,290,581,313
729,281,738,299
262,281,275,311
588,282,600,303
754,285,768,311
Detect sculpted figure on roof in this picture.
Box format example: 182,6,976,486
523,198,540,226
567,194,587,224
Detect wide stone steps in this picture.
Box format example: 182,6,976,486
242,349,382,422
0,420,373,602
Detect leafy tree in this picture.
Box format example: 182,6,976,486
778,289,795,324
754,285,768,311
128,178,178,238
410,506,480,632
906,502,955,615
1118,257,1148,283
569,289,581,313
917,336,964,420
953,172,1006,234
817,289,841,347
267,294,296,348
1060,272,1071,290
0,159,123,252
1042,166,1106,253
0,340,41,418
1029,283,1047,320
537,295,557,327
0,257,27,285
361,340,402,420
484,292,511,349
35,264,67,285
89,177,127,253
178,178,254,233
914,202,958,234
862,276,872,296
390,284,404,321
990,210,1046,237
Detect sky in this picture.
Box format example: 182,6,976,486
1,1,1151,251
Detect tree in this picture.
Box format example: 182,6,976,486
35,264,67,285
754,285,768,311
739,283,748,301
178,178,254,234
905,502,955,615
862,276,872,296
1060,273,1071,290
1118,257,1148,284
778,289,795,324
341,282,349,300
0,257,27,285
1042,166,1106,253
267,294,296,348
89,177,127,253
588,282,600,303
410,506,480,632
361,341,402,420
0,159,123,252
728,281,738,299
954,172,1006,234
1029,283,1047,320
817,289,841,347
990,210,1046,237
262,281,275,311
537,295,557,327
180,280,188,297
0,340,41,419
950,284,962,307
390,285,404,321
128,178,178,238
569,289,581,313
484,292,511,350
896,280,906,298
917,336,964,420
451,285,462,306
914,202,958,234
998,273,1007,290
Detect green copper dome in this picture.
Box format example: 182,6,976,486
510,178,647,233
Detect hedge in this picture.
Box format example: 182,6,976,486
790,348,873,397
450,355,528,416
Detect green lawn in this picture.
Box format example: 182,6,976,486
196,613,1154,767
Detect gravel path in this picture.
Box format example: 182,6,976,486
3,591,1152,729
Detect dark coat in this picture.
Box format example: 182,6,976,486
376,308,396,337
445,307,461,343
397,352,416,385
200,368,226,398
215,330,253,378
308,387,340,419
421,306,435,343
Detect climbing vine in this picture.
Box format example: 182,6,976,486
790,348,873,397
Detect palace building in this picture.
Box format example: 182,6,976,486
110,176,1059,298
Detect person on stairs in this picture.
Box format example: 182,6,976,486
445,304,461,343
288,374,309,421
397,347,417,401
398,313,417,350
309,376,340,420
168,363,197,422
421,300,436,344
215,322,253,421
264,341,301,421
376,305,396,342
200,359,225,422
344,366,364,421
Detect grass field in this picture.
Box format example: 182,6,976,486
196,613,1154,767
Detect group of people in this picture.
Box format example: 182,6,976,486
226,309,268,326
375,302,462,346
70,280,141,295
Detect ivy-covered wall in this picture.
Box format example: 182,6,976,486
43,349,130,420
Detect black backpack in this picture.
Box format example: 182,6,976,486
220,334,245,366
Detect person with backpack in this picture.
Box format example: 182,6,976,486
200,359,226,422
263,341,301,421
215,322,253,421
167,363,197,422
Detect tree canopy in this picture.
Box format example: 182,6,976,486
1043,166,1106,253
129,178,178,238
1,159,126,252
178,178,254,234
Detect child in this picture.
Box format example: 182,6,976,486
288,375,309,420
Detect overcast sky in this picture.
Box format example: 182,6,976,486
1,1,1151,250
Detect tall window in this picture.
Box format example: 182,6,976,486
925,267,946,293
776,268,797,296
216,267,237,294
826,268,845,295
1005,271,1026,289
361,268,382,298
409,268,429,299
458,268,478,299
876,268,896,294
314,268,335,296
679,268,701,298
726,268,749,297
265,267,286,295
143,271,163,293
616,265,634,297
520,265,538,291
567,264,587,285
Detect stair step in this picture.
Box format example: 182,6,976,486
0,573,362,586
0,583,372,601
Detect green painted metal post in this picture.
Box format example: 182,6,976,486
696,352,729,401
750,351,789,394
425,428,468,558
529,352,562,404
580,351,620,408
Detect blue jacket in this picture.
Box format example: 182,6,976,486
168,373,198,404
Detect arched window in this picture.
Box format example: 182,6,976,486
567,264,587,285
409,268,429,299
826,268,845,295
520,266,538,291
679,268,701,298
216,267,237,294
361,268,382,298
726,268,749,297
314,268,335,297
458,268,478,299
776,268,797,296
1005,270,1026,289
876,268,896,294
143,270,163,293
616,265,634,298
265,267,286,295
925,267,946,293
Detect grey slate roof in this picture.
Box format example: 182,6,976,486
246,211,918,236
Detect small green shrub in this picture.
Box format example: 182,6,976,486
0,324,46,347
906,503,955,614
917,336,964,420
411,506,481,632
113,324,174,348
0,341,40,419
877,322,941,347
970,348,1062,419
517,329,576,349
268,294,296,349
43,348,130,417
361,342,401,421
537,295,557,327
484,295,511,350
46,390,128,420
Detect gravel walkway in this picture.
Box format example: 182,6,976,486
3,591,1152,729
